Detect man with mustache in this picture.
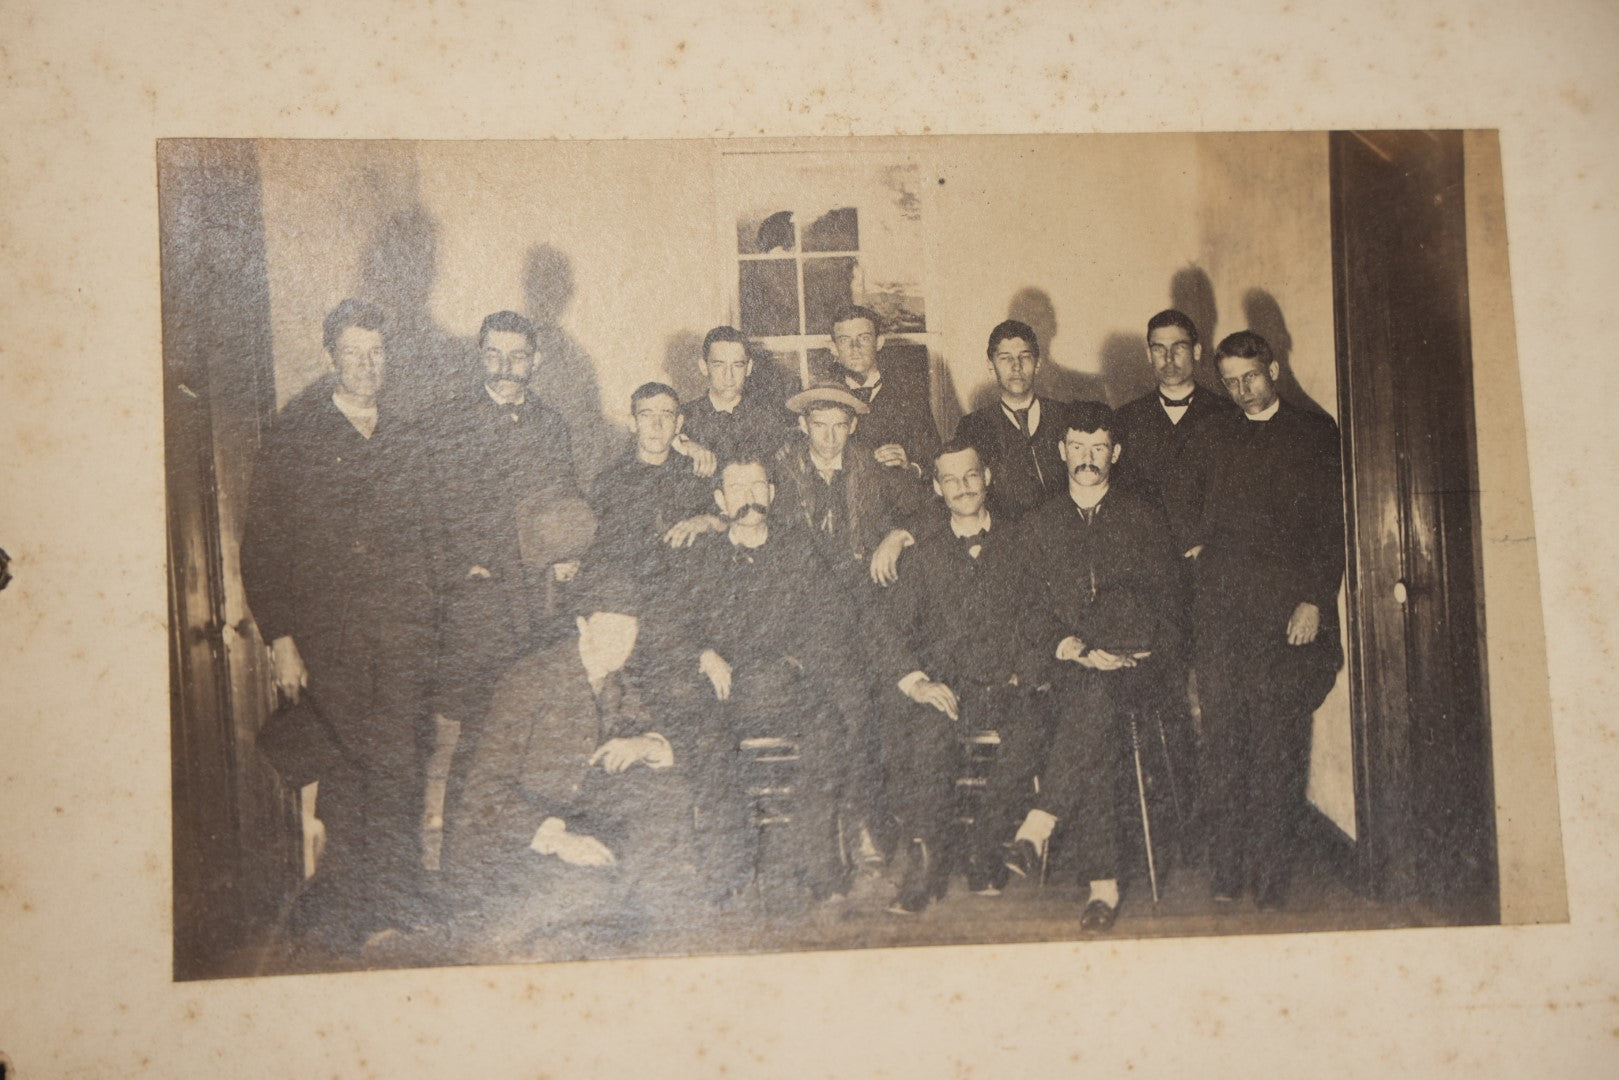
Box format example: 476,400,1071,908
427,311,590,863
878,441,1047,912
676,459,933,904
952,320,1086,523
1008,402,1179,933
1185,330,1343,910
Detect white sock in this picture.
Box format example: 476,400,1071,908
1089,879,1119,908
1015,809,1058,849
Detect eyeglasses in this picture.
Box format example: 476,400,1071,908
1220,370,1272,395
337,346,385,363
1148,342,1194,362
482,347,534,366
833,332,876,349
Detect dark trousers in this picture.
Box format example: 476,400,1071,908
881,682,1045,859
1195,638,1321,890
1035,667,1138,884
292,614,431,944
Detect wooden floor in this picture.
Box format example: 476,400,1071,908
210,841,1470,980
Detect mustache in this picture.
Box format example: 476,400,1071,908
1071,463,1102,473
726,502,770,520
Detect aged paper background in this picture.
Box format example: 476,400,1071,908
1,1,1614,1075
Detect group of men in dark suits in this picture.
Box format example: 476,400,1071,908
241,296,1343,949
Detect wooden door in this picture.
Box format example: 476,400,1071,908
1330,130,1498,921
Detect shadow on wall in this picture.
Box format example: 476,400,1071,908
523,244,624,487
1172,265,1225,391
355,202,475,423
660,330,709,407
1244,288,1328,415
975,287,1103,413
1099,332,1154,407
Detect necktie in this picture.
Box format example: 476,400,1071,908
1160,393,1193,409
850,384,875,405
957,530,987,559
1012,407,1031,436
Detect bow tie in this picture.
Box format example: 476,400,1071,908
849,383,876,404
1159,393,1193,409
956,530,989,557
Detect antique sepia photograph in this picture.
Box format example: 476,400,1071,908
160,131,1563,981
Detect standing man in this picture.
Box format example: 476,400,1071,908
587,381,725,606
880,441,1047,912
952,319,1081,523
679,325,794,469
828,304,940,477
429,311,590,847
1010,402,1179,933
241,298,436,947
1187,331,1343,910
1113,309,1233,549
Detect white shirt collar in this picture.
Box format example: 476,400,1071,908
485,382,526,407
950,510,992,539
331,390,378,437
1244,398,1282,422
1001,397,1041,433
1069,482,1109,511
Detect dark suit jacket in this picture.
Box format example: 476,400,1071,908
885,511,1040,688
1013,485,1181,679
1113,385,1235,551
845,358,941,476
1187,401,1345,635
682,392,795,468
771,435,927,569
239,383,434,660
953,395,1084,523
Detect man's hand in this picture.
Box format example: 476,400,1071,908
466,564,493,579
868,528,915,586
589,735,673,774
903,676,959,721
699,649,733,700
531,817,617,866
663,514,723,548
873,443,911,470
1055,636,1088,664
1287,602,1322,645
552,560,581,582
1184,544,1204,560
269,635,309,703
672,434,718,478
1076,648,1138,672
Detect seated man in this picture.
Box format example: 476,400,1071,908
679,325,795,469
587,381,725,606
444,576,694,940
881,440,1046,913
1010,402,1179,933
677,459,926,904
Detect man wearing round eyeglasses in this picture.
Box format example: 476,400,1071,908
1185,330,1344,911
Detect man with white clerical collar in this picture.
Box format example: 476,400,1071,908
1185,330,1344,911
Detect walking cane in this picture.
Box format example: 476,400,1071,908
1129,714,1160,903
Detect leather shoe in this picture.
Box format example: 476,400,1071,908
1254,876,1289,912
1079,897,1118,933
887,838,950,915
1002,838,1043,881
967,850,1009,896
